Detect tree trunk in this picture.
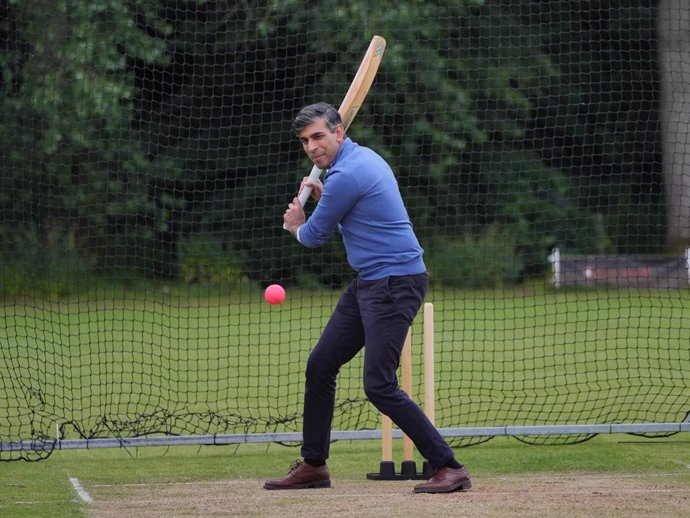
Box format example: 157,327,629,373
658,0,690,248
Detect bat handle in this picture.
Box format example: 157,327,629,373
302,164,323,202
296,185,313,207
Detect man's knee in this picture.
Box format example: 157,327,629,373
363,377,397,407
306,348,339,383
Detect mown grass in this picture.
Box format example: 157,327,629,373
1,286,689,447
1,285,689,516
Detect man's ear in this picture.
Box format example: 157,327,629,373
335,124,345,142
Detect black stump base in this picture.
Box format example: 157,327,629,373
366,460,432,480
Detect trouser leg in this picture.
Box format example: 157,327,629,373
301,280,364,461
359,274,455,469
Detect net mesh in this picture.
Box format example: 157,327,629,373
1,0,689,460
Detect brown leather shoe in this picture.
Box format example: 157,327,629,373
264,460,331,490
413,466,472,493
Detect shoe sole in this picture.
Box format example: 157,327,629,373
263,480,332,490
413,480,472,494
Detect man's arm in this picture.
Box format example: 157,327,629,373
297,170,359,248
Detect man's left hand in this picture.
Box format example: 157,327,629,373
284,197,305,236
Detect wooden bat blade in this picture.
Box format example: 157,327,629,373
286,35,387,224
338,35,387,130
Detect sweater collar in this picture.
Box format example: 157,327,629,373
326,137,353,173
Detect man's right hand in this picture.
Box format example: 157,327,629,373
299,176,324,202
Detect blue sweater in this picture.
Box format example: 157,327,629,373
297,138,426,280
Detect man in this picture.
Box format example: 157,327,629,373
264,102,471,494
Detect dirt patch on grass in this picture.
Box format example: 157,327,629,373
87,472,690,518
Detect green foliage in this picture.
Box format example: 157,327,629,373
425,226,522,288
0,0,172,279
178,234,249,285
0,0,664,290
0,231,90,298
523,0,662,251
414,145,611,281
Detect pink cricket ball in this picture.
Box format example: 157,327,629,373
264,284,286,305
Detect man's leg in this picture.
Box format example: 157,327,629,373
265,281,364,490
300,280,365,462
358,274,455,469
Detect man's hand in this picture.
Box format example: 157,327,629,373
283,196,305,237
299,176,323,202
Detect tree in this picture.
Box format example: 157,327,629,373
658,0,690,249
0,0,170,277
129,0,616,285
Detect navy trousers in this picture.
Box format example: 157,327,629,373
300,273,455,469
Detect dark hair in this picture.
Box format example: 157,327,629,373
292,102,342,134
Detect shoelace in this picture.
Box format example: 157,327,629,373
287,459,303,474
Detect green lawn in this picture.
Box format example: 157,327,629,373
1,286,689,454
1,286,689,515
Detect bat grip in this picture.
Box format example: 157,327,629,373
302,164,323,202
297,186,313,207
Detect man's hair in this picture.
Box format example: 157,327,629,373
292,102,342,134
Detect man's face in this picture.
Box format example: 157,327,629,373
298,118,345,170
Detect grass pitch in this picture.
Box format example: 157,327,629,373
1,434,689,517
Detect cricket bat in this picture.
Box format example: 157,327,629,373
283,35,386,230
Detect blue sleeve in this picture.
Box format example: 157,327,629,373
297,169,358,248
